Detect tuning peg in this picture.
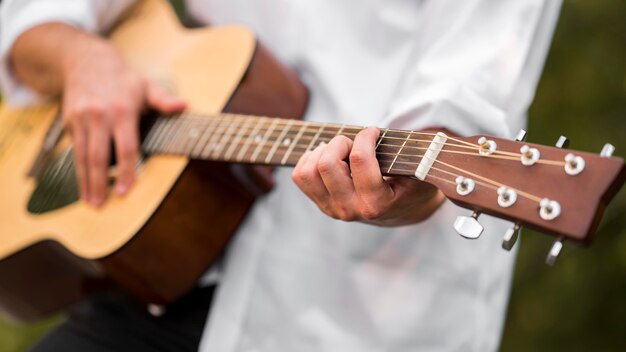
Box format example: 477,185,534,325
502,223,521,251
515,129,527,142
545,237,564,266
454,211,484,239
600,143,615,158
555,136,570,149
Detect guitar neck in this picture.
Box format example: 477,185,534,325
141,113,434,177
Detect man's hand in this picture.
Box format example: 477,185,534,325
292,127,445,226
11,23,186,207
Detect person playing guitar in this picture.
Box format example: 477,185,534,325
0,0,564,351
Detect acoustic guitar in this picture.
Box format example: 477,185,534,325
0,0,624,322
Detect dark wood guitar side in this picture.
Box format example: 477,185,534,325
0,33,308,322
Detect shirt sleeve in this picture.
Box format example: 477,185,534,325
0,0,137,106
382,0,563,138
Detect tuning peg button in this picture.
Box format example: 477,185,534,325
454,211,484,240
545,238,564,266
555,136,570,149
600,143,615,158
515,129,527,142
502,223,521,251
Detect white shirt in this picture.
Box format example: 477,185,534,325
0,1,562,351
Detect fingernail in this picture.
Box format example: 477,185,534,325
115,183,129,195
90,196,104,207
171,97,186,106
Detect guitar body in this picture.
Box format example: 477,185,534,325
0,0,308,321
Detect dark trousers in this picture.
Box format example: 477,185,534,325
30,285,215,352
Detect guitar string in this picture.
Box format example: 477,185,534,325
145,129,566,202
149,115,567,166
203,112,513,158
170,113,484,152
149,127,550,204
147,128,565,169
149,130,565,168
149,115,557,206
158,113,546,159
148,114,566,201
376,156,544,203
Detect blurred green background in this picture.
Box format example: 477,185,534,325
1,0,625,351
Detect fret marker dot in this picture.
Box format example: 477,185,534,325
254,135,262,143
283,138,291,146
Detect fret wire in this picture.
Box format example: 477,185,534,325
236,117,267,162
158,114,472,151
200,116,232,159
146,116,552,204
387,131,413,173
157,118,180,153
146,114,564,168
145,118,167,152
168,112,478,150
223,118,253,160
336,125,346,137
165,117,189,153
157,120,451,151
282,121,309,165
265,119,294,164
169,129,433,162
251,119,279,163
202,129,436,149
176,118,197,154
177,117,198,154
211,116,242,159
142,118,166,152
155,120,175,150
306,123,327,151
180,118,206,155
190,116,222,158
375,128,389,151
152,123,541,167
195,113,440,139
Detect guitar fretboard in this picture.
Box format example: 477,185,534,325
141,113,434,177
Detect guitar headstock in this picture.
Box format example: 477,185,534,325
423,130,626,251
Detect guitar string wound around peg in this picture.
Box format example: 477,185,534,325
478,137,497,156
455,176,475,196
539,198,561,221
497,186,517,208
564,153,585,176
520,145,540,166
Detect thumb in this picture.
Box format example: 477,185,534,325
145,81,187,114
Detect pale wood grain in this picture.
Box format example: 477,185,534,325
0,0,255,259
